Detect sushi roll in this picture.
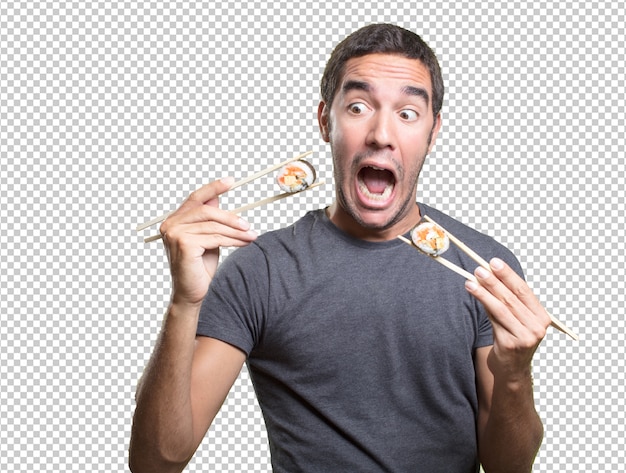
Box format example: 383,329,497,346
410,221,450,256
276,160,316,193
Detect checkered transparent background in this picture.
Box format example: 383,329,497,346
1,1,624,471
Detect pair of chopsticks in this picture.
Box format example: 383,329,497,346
398,216,579,341
137,151,324,243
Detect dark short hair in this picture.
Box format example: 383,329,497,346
320,24,444,121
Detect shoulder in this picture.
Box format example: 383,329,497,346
218,209,327,268
254,208,326,246
418,203,524,277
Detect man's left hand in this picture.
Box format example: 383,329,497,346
465,258,551,383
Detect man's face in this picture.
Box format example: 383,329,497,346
318,53,441,241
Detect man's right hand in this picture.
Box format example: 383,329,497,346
130,176,254,472
158,176,258,307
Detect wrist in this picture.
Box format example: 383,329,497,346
169,294,204,314
493,368,534,394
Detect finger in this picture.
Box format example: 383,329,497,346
475,265,533,322
467,265,548,343
163,217,258,247
173,177,235,216
489,258,551,328
188,176,235,204
165,228,258,251
161,203,249,235
175,220,258,242
465,275,527,336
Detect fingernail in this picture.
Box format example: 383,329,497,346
220,176,235,186
475,266,491,279
490,258,504,270
238,218,250,230
247,229,259,238
465,280,478,291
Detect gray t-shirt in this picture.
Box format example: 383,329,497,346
198,203,524,472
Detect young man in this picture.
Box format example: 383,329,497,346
130,24,549,473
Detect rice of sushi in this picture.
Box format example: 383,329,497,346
276,160,316,193
410,221,450,256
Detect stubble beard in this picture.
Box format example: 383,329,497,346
331,146,427,232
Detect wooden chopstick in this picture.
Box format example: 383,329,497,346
143,181,325,243
228,150,313,193
423,215,490,270
544,313,579,341
136,151,313,232
230,181,324,214
418,216,579,341
397,235,478,282
136,211,175,232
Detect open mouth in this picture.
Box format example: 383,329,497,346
357,165,396,201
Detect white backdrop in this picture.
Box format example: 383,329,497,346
1,1,624,471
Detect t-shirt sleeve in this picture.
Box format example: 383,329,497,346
473,243,526,349
196,243,269,356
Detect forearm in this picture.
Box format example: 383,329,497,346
479,372,544,473
129,302,202,473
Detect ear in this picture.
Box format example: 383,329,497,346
317,101,330,142
427,113,442,154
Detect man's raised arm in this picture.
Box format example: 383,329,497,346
129,178,257,472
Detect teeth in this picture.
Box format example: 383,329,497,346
358,179,393,201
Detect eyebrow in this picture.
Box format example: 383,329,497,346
342,80,371,93
341,80,430,106
402,85,430,105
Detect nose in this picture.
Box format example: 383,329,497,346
366,112,395,150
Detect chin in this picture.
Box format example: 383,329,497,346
335,185,416,235
351,206,403,232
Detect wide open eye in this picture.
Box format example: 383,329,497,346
348,102,368,115
399,109,418,121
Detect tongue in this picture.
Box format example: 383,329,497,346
360,167,394,194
